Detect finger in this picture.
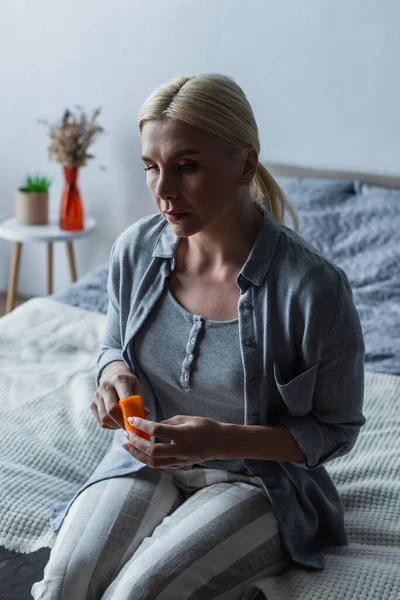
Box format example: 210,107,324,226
90,398,102,427
127,417,178,440
112,374,140,402
122,441,154,466
122,441,183,469
125,431,181,461
100,390,124,429
124,432,152,452
91,392,119,429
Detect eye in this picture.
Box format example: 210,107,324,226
143,162,197,173
178,162,197,171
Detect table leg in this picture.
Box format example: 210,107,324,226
66,241,77,282
47,242,53,295
5,242,23,314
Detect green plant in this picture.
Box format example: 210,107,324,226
20,175,52,193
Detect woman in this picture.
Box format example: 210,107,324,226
33,73,365,600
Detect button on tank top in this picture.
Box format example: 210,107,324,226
132,283,247,472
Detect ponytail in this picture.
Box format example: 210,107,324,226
252,163,298,231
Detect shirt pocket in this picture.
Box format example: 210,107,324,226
273,361,320,417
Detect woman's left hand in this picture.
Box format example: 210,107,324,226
122,414,224,468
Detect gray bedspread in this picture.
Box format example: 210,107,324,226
277,177,400,375
53,262,109,315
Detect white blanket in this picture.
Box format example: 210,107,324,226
1,298,399,600
0,298,114,553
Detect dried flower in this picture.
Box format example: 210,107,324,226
39,106,104,169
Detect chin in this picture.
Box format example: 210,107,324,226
168,223,200,237
166,217,202,237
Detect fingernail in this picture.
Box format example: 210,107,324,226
127,417,136,425
122,443,130,452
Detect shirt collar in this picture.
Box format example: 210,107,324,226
152,201,282,287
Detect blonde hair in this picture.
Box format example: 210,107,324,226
138,73,298,231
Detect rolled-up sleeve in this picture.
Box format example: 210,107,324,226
96,241,128,386
275,271,366,470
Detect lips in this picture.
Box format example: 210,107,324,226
163,211,191,222
164,210,189,215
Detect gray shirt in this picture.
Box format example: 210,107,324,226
133,283,246,472
51,201,365,571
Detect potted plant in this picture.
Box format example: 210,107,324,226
16,175,52,225
39,106,104,231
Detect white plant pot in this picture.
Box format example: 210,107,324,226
15,190,49,225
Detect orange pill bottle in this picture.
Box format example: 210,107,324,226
119,395,151,441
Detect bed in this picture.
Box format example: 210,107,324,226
0,171,399,599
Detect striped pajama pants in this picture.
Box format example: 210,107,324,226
32,465,291,600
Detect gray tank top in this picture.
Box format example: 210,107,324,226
132,282,247,472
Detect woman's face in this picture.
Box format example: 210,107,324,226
141,119,250,237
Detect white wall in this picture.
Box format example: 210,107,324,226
1,0,399,296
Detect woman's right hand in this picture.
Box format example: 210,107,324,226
91,361,146,430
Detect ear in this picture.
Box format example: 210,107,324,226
241,147,258,183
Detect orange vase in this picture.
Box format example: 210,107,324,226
60,166,84,231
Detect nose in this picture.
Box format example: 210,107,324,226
154,169,178,201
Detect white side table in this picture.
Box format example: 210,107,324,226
0,215,96,313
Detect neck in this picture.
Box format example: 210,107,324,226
178,201,263,280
